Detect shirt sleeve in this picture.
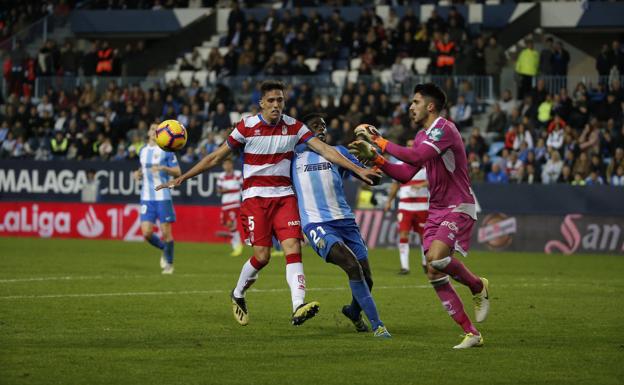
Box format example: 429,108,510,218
336,145,363,178
379,160,420,184
296,123,315,145
385,126,455,170
227,120,246,151
167,153,178,167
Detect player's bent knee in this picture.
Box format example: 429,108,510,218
328,243,362,280
430,256,452,271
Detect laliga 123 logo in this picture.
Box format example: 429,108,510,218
76,206,104,238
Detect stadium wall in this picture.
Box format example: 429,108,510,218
0,160,622,255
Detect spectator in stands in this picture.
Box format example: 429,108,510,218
611,165,624,186
513,123,534,150
50,131,68,159
449,94,472,130
579,122,601,154
426,9,446,35
542,150,563,184
589,153,606,181
485,103,506,141
546,122,564,151
433,32,456,75
487,163,508,184
558,165,572,184
551,41,570,84
606,147,624,181
59,41,80,75
515,40,539,100
539,37,554,76
211,102,231,132
537,93,553,129
484,36,506,98
96,41,114,76
571,172,586,186
498,89,516,117
596,44,612,80
506,151,523,183
608,40,624,76
585,170,604,185
573,151,591,179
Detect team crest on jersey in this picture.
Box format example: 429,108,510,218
282,125,287,135
254,129,261,136
428,127,444,141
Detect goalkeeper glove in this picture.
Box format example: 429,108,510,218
354,124,388,152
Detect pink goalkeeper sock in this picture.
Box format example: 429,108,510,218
431,256,483,294
431,276,479,335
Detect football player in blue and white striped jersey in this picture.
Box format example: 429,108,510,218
134,124,182,274
291,113,390,338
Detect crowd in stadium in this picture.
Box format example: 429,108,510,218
1,4,624,187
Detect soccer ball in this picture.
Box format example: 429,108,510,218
155,120,187,152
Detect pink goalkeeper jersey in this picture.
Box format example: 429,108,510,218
381,117,477,221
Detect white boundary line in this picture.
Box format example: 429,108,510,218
0,285,431,300
0,274,207,283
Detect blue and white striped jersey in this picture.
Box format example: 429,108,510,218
292,145,363,227
139,144,178,201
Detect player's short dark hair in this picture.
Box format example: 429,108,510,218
301,112,326,126
413,83,447,112
260,80,286,96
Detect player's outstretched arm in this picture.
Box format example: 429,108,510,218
383,141,438,170
348,140,419,184
155,143,231,190
306,137,380,185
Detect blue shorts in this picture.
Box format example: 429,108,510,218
140,200,176,223
304,218,368,262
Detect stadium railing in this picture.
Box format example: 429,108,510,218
535,75,624,95
27,74,495,101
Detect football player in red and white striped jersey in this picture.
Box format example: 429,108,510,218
216,157,244,257
156,80,379,327
385,156,429,274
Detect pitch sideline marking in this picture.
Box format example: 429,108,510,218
0,285,431,300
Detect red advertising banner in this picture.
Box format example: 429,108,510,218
0,202,230,243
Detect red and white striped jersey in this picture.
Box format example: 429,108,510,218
398,168,429,212
216,170,243,210
227,114,314,200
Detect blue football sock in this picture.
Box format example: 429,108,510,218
350,295,362,315
164,241,174,264
148,234,165,250
272,237,282,251
349,280,382,330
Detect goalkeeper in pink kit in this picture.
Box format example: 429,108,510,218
349,83,490,349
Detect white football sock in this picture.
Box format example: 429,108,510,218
286,262,306,311
231,230,241,249
233,259,258,298
399,242,410,270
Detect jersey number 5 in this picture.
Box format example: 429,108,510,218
309,226,326,246
248,216,255,231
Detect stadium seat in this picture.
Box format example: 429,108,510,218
218,47,229,56
304,58,320,72
380,69,393,84
347,70,359,84
401,57,415,73
178,71,194,87
193,70,209,86
415,58,431,75
229,111,242,125
350,57,362,71
165,70,179,83
331,70,348,88
197,47,211,61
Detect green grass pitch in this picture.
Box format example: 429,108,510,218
0,237,623,385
